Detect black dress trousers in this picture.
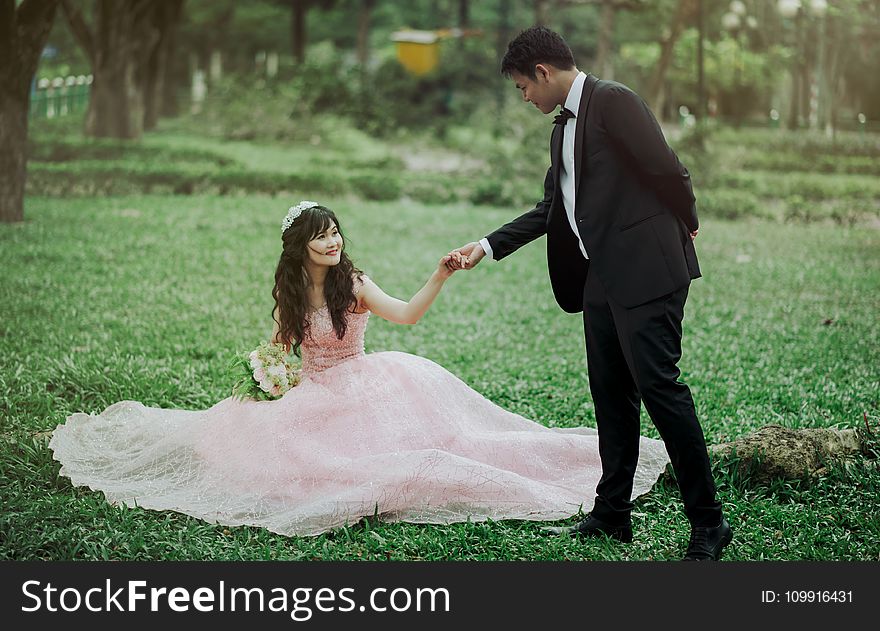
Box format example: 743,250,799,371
582,264,722,528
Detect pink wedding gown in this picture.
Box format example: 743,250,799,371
50,287,671,537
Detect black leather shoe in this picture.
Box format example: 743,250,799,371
542,514,633,543
682,518,733,561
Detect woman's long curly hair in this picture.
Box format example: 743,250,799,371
272,205,362,356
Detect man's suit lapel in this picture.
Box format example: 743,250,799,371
574,73,599,196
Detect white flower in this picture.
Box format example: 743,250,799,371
267,363,287,378
249,353,263,370
289,370,302,387
258,379,273,393
281,200,319,234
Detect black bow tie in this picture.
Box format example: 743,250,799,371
553,108,575,126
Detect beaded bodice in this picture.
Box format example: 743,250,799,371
300,306,370,375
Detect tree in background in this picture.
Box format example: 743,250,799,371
552,0,647,79
143,0,185,129
357,0,377,66
290,0,309,63
0,0,60,223
824,0,880,133
644,0,696,117
25,0,880,134
534,0,551,26
60,0,185,139
282,0,337,64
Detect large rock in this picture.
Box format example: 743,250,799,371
708,424,863,484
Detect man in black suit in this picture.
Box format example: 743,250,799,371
451,26,731,560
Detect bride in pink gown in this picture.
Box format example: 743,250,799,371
50,202,670,537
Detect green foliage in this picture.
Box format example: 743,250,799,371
469,178,519,208
709,170,880,202
228,342,301,402
712,127,880,159
26,124,405,200
618,30,789,119
742,152,880,176
693,128,880,225
348,172,402,201
358,57,454,136
286,41,363,120
402,176,462,205
783,195,876,226
25,116,880,225
175,73,322,143
698,189,768,221
27,137,236,167
26,161,415,200
211,36,504,139
146,35,501,142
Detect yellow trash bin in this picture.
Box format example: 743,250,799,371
391,30,441,76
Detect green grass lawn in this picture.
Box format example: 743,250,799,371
1,194,878,560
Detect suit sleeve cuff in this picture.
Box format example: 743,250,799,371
479,237,494,261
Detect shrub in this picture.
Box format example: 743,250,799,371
698,189,767,220
713,128,880,159
707,170,880,201
403,177,461,205
26,160,405,201
783,195,816,223
27,137,235,167
469,179,520,208
349,172,402,201
742,152,880,176
784,196,878,225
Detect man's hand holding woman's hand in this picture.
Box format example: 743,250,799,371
438,251,466,278
445,242,486,272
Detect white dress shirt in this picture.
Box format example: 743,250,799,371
481,71,589,261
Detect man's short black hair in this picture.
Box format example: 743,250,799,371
500,26,576,79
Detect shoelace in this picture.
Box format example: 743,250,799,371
687,527,710,552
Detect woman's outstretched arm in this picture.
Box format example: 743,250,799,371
359,253,462,325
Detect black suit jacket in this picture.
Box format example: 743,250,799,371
486,74,701,312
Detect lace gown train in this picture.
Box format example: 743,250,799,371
50,280,670,537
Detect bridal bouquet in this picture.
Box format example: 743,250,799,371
229,341,301,401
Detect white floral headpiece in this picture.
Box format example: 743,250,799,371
281,201,319,234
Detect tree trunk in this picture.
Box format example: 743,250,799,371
143,34,166,132
62,0,161,140
160,2,183,118
787,62,800,129
595,0,615,79
801,61,810,130
824,14,852,139
0,95,29,224
291,0,307,64
646,0,696,118
0,0,59,224
787,9,803,130
356,0,375,67
534,0,550,26
85,46,145,139
458,0,469,27
144,0,184,131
